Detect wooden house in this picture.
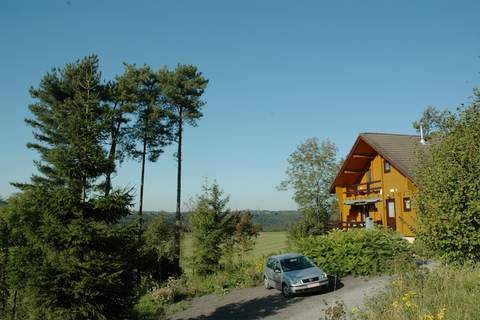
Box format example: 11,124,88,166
330,133,421,237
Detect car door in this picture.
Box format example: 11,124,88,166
271,259,282,289
265,258,274,285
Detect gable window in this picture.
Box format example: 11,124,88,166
384,160,391,173
403,197,412,212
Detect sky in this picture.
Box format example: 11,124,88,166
1,0,479,211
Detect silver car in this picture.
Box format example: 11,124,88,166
263,253,329,298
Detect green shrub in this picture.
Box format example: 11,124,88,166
296,228,412,277
355,264,480,320
415,97,480,264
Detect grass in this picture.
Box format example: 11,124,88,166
354,264,480,320
181,231,288,264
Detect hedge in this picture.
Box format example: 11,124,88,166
296,227,412,277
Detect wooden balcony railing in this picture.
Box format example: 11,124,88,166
344,180,382,197
325,220,382,232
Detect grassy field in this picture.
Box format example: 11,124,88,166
181,231,289,263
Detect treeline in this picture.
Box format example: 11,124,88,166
135,210,301,232
0,55,209,319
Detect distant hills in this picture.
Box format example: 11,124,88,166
138,210,301,232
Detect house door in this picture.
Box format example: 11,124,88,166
386,199,396,230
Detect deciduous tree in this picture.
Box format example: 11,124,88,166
415,90,480,263
279,138,339,237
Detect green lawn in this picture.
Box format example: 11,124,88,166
181,231,288,263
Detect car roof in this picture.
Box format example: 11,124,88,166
269,253,304,260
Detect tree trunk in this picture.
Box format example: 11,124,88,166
139,118,148,230
105,119,121,197
173,107,183,275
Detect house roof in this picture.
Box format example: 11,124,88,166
329,132,421,193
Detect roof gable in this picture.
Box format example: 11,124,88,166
330,133,420,192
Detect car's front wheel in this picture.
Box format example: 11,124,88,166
264,276,272,289
282,283,292,298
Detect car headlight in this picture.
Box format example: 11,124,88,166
321,272,328,279
290,277,303,286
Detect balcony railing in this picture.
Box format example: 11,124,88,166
325,220,382,232
344,180,382,197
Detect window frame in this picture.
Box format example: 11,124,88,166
384,160,391,173
403,197,412,212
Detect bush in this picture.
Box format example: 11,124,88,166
295,228,412,277
355,265,480,320
415,97,480,264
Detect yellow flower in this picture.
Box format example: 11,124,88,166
423,315,434,320
436,307,446,320
392,301,400,310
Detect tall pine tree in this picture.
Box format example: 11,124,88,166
7,56,138,319
159,65,208,273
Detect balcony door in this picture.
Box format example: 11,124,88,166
386,199,396,230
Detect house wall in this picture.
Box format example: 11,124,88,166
335,154,417,237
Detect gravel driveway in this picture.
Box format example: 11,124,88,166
169,275,389,320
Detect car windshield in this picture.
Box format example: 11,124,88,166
280,256,314,272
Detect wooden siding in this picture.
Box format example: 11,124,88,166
335,153,417,237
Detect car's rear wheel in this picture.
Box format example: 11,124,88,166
282,283,292,298
264,276,272,289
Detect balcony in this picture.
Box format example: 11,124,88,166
344,180,382,198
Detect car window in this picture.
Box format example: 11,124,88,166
266,258,274,269
274,260,281,272
280,256,314,272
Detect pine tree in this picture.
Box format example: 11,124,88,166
122,64,174,232
7,56,138,319
159,65,208,274
191,183,236,275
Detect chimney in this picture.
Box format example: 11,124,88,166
420,125,426,144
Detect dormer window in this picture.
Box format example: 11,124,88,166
384,160,391,173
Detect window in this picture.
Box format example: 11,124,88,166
266,258,275,269
403,197,411,212
384,160,391,173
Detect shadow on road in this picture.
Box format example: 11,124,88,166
174,277,346,320
174,294,302,320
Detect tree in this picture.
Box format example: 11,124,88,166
278,138,338,237
140,215,176,283
8,56,138,319
190,183,236,275
122,65,174,229
415,90,480,263
101,75,137,197
221,211,261,271
159,65,208,273
412,106,453,139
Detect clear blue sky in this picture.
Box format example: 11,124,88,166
1,0,479,211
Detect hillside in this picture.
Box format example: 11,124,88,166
137,210,301,231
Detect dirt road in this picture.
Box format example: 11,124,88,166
169,276,389,320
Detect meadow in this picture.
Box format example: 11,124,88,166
181,231,288,263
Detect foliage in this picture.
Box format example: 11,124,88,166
4,56,138,319
191,182,236,275
190,183,260,276
412,106,453,139
222,211,261,271
355,265,480,320
295,228,412,277
159,65,209,272
140,215,177,283
415,91,480,264
133,256,264,319
279,138,339,237
321,301,347,320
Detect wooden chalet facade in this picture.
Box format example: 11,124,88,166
330,133,420,237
